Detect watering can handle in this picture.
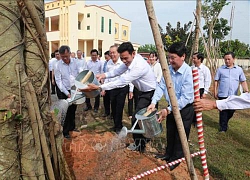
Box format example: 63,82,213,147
81,71,92,84
143,109,154,117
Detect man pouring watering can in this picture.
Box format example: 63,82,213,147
80,42,156,153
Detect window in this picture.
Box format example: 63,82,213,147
123,30,127,36
87,26,90,30
78,21,81,30
109,19,112,34
101,17,104,33
87,13,90,18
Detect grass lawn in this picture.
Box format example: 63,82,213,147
155,70,250,179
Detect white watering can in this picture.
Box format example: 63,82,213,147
120,108,163,138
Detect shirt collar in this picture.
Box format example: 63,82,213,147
170,62,187,74
128,54,139,70
223,64,236,69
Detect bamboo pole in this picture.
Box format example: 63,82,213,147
144,1,198,179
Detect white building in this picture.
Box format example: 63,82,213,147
45,0,140,58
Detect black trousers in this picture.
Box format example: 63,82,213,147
50,71,56,94
199,88,205,98
131,90,155,148
103,90,111,115
218,97,235,131
128,87,139,116
110,86,128,131
166,104,194,161
57,89,77,136
85,95,100,110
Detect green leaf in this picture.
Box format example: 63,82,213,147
6,111,12,119
54,108,59,116
14,114,23,120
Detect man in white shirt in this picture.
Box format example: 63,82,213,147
105,45,132,133
51,50,61,95
84,49,103,113
49,52,56,94
82,42,156,152
191,52,211,98
54,45,81,139
101,50,111,117
76,50,86,71
194,93,250,111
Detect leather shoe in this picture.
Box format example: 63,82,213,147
73,128,80,132
94,109,98,113
102,113,110,117
84,107,92,111
155,154,170,161
169,162,180,171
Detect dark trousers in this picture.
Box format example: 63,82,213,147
166,104,194,161
57,89,77,136
218,97,235,131
199,88,205,98
85,95,100,110
128,87,139,116
110,86,128,131
103,90,111,115
50,71,56,94
131,90,155,149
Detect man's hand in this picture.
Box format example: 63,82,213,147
129,92,133,99
67,94,71,98
52,79,55,85
147,103,156,112
201,93,206,99
214,92,218,99
96,73,106,81
157,109,169,123
100,90,106,96
194,99,217,112
79,83,99,92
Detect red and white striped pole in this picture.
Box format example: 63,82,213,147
127,151,201,180
192,67,209,180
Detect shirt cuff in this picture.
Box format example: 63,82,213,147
216,100,226,110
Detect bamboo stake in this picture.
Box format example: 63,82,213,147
144,1,198,179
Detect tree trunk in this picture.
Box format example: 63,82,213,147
193,0,201,53
0,1,70,179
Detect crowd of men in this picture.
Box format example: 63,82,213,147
49,41,249,171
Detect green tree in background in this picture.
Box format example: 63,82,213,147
138,44,156,53
220,39,250,58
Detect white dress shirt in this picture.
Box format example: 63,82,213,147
76,57,86,72
191,63,211,94
54,59,81,96
102,54,156,92
49,58,57,71
216,93,250,110
86,59,103,75
151,62,162,83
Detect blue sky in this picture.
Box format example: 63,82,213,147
86,0,250,45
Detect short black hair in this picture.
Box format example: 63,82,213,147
59,45,70,54
104,51,110,56
51,52,55,58
54,50,59,54
224,52,235,58
149,51,158,58
90,49,98,55
193,52,204,63
118,42,134,55
168,42,187,57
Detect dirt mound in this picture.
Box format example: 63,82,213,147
63,130,205,180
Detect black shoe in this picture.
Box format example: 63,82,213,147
102,113,109,117
169,162,180,171
109,126,115,132
64,134,71,139
155,154,170,161
84,107,92,111
94,109,98,113
73,128,80,132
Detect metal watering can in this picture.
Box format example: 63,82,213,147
74,70,100,98
120,108,163,138
64,70,100,106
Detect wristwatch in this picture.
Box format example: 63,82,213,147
98,85,102,91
